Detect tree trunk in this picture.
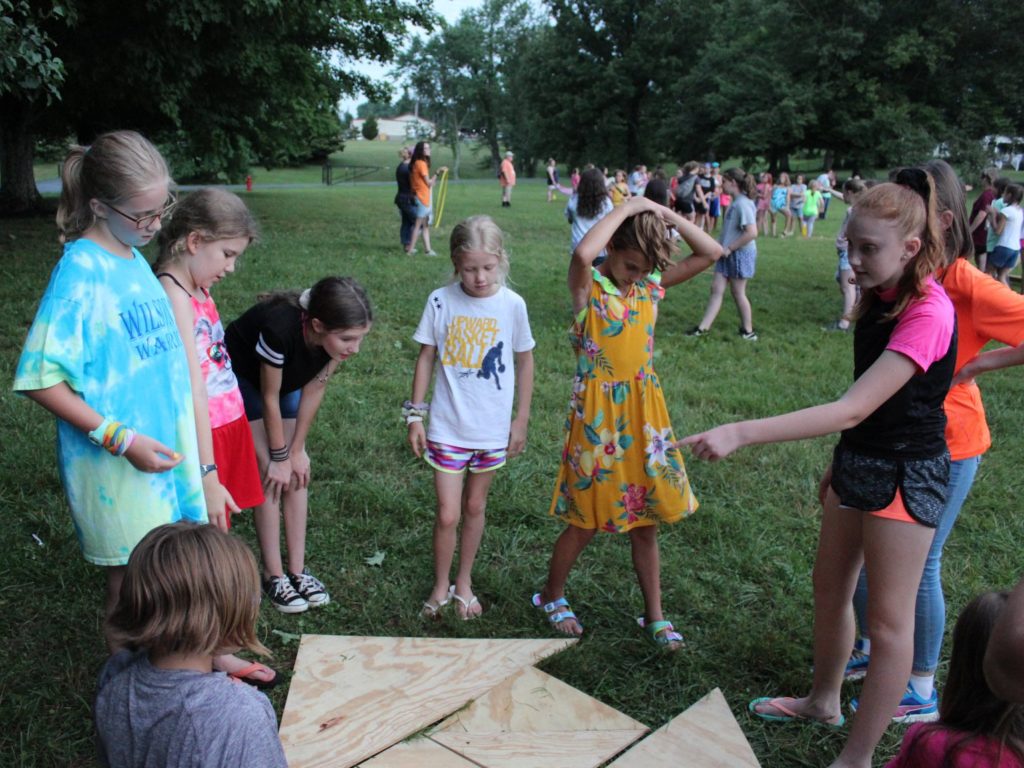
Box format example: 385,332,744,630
0,98,43,215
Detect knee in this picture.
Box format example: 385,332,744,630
463,497,487,520
436,505,461,530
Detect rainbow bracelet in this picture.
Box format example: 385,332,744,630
88,417,136,457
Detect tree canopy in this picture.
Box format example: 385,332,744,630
1,0,435,213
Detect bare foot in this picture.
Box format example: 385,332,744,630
452,589,483,620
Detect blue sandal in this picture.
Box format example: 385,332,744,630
637,617,685,651
532,593,583,635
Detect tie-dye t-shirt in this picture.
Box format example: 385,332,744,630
14,239,205,565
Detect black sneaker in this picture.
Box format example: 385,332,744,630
263,574,308,614
685,326,709,337
288,568,330,608
739,328,758,341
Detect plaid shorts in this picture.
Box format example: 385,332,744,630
426,441,506,474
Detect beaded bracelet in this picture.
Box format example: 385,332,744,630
269,445,290,463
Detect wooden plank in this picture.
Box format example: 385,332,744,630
429,666,648,768
432,666,648,734
431,730,648,768
357,738,480,768
279,635,575,768
605,688,760,768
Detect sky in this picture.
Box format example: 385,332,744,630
337,0,486,117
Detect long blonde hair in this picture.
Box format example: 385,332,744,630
56,130,171,242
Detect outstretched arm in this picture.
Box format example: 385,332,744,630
682,350,917,460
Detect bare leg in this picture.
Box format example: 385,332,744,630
697,272,728,331
751,489,860,726
429,470,466,606
452,470,496,617
729,277,753,333
539,525,596,635
249,418,284,577
628,525,664,622
834,515,934,767
421,218,433,253
105,566,126,652
408,216,427,254
838,269,857,329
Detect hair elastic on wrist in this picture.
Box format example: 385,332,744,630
269,445,290,462
406,415,424,425
402,400,429,421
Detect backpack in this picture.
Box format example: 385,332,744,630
678,175,698,204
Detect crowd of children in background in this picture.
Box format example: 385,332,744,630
15,130,1024,768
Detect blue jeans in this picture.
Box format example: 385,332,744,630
852,454,981,673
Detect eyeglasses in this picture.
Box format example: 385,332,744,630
105,196,177,229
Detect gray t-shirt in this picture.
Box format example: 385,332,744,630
720,194,757,257
95,650,287,768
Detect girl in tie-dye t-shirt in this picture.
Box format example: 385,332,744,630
14,131,204,644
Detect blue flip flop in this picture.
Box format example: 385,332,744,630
749,697,845,728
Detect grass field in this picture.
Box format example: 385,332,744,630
3,181,1024,767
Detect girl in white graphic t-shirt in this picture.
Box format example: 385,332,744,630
407,216,536,620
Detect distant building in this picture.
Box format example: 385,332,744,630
350,113,435,141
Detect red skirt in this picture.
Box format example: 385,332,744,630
212,416,264,528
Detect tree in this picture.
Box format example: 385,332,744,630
398,0,534,177
529,0,696,169
361,115,379,141
0,0,436,213
0,0,72,213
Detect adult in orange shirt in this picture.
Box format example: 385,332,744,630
849,159,1024,720
499,151,516,208
407,141,447,256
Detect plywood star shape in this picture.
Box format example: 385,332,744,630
279,635,575,768
429,665,649,768
605,687,761,768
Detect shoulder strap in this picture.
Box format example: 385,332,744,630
155,271,192,297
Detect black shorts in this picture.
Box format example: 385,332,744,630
675,200,695,214
830,443,949,528
694,202,707,214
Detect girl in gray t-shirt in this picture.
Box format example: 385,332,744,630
686,168,760,340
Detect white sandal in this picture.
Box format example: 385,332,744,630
450,584,482,620
421,585,452,619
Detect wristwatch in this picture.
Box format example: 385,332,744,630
200,463,218,477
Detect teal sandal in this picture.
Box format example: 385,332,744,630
532,593,583,635
637,616,685,651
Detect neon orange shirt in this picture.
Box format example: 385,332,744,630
500,158,516,187
941,257,1024,460
411,159,430,206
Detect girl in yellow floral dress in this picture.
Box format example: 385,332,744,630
533,196,723,650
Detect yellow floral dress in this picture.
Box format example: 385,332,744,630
549,269,698,532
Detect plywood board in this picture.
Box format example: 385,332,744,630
280,635,575,768
357,738,479,767
429,666,648,768
605,688,760,768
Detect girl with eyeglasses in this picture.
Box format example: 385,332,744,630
14,130,206,648
683,170,956,768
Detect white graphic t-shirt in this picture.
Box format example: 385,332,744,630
413,283,535,448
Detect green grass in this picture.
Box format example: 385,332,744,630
3,185,1024,767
